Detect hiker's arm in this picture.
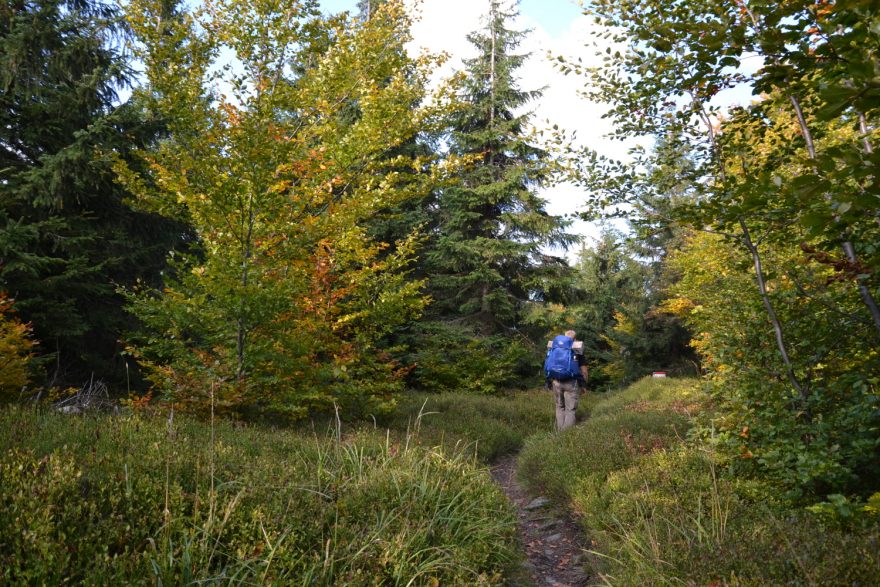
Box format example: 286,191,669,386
579,363,589,391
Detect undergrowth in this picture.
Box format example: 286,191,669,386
518,377,880,586
0,405,518,585
382,390,572,462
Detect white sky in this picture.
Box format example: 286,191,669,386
402,0,641,261
405,0,613,257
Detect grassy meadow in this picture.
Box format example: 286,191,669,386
3,381,879,585
383,390,579,462
0,390,560,585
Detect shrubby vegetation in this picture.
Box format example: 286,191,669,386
0,404,523,585
519,377,880,585
667,231,880,500
385,389,560,461
0,294,35,396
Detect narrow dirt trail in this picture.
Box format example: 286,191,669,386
491,454,590,587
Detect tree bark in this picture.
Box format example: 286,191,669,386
789,94,880,338
694,97,807,400
489,1,496,128
237,201,255,380
857,110,873,155
740,219,807,403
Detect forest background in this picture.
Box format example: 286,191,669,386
2,0,879,533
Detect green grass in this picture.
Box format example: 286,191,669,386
518,378,692,506
381,389,576,462
0,405,518,585
8,379,876,586
518,377,880,586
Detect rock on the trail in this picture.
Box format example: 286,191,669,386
524,496,550,510
545,533,564,543
538,519,560,531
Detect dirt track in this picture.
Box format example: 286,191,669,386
490,454,590,587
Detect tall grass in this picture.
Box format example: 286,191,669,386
381,389,571,462
518,377,880,586
0,405,518,585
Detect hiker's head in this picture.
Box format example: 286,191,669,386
564,329,576,338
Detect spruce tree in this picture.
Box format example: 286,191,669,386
409,0,573,392
425,0,573,334
0,0,183,387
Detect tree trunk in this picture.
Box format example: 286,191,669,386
739,219,807,404
237,203,255,380
489,1,496,128
788,94,880,339
695,98,807,401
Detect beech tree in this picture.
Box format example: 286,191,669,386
570,0,880,336
560,0,880,499
118,0,458,418
0,293,34,396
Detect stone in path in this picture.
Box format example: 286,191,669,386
490,454,591,587
525,497,551,510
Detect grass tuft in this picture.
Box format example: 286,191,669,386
381,389,565,462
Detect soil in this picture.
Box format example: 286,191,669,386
490,454,591,587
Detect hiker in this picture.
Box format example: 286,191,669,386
544,329,588,431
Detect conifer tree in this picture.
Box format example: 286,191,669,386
0,0,183,386
405,0,573,393
425,0,574,335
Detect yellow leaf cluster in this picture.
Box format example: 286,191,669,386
0,293,36,396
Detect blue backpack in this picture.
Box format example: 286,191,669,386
544,335,581,380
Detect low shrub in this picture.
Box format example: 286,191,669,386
401,322,541,394
518,378,692,504
0,406,518,585
518,377,880,585
0,293,35,398
383,389,573,462
593,447,880,586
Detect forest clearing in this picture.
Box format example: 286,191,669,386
2,0,880,584
3,378,879,584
